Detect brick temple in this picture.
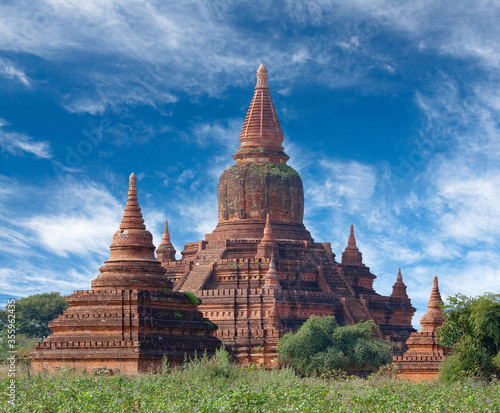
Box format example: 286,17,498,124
158,64,417,364
31,174,220,373
393,276,450,381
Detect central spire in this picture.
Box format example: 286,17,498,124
233,64,289,164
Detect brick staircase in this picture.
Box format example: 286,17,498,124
319,265,353,297
177,262,214,292
175,247,225,292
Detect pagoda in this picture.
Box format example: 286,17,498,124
31,174,220,373
157,64,416,364
393,276,451,381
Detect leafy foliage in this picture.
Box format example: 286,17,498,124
0,332,38,365
183,291,200,305
438,293,500,382
278,316,392,375
1,359,499,412
0,292,68,339
183,347,239,381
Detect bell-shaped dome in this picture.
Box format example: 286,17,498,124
211,64,312,241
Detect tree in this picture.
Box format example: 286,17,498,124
278,316,392,376
0,292,68,339
437,293,500,382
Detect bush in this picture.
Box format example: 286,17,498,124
278,316,392,376
182,347,239,381
0,292,68,339
438,293,500,382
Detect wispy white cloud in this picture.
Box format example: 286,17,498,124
21,184,122,258
0,0,421,113
0,56,30,86
0,177,123,258
306,159,376,211
0,264,96,297
191,119,241,150
0,174,178,296
173,191,218,238
0,119,52,159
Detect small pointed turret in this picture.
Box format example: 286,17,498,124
264,254,280,289
341,225,363,265
120,173,146,230
391,268,409,299
256,214,278,258
419,276,445,333
156,220,177,263
394,275,450,380
233,64,289,164
92,173,170,290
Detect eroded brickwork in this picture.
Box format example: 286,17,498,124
31,174,220,373
160,65,417,364
393,276,451,381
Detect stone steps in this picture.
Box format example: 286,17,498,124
178,263,214,292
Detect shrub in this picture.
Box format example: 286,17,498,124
0,292,68,339
438,293,500,382
278,316,392,376
182,347,239,381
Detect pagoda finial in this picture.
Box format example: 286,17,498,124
119,172,145,230
256,214,278,258
428,275,442,308
419,275,445,333
157,219,177,262
233,64,289,164
263,214,273,240
264,253,280,289
256,63,269,89
391,267,408,299
162,220,171,243
341,224,363,265
348,224,356,246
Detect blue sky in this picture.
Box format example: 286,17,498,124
1,1,499,328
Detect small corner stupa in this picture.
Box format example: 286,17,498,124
393,276,451,381
31,173,220,374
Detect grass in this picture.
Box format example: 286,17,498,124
1,350,499,412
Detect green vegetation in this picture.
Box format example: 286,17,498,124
1,349,499,412
227,163,300,179
0,293,68,339
278,316,392,376
0,293,67,373
249,162,300,178
438,293,500,382
183,291,200,305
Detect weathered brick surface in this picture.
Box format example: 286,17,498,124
165,66,417,364
31,174,220,373
393,276,451,381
